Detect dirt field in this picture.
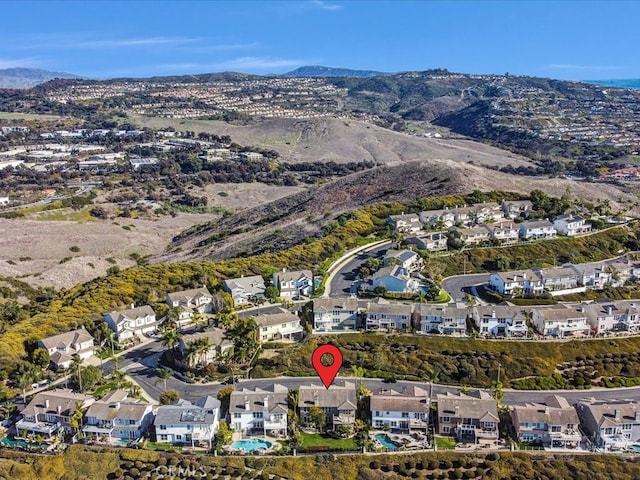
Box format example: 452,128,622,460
131,115,536,169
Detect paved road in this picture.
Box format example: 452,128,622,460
327,244,391,297
441,273,491,302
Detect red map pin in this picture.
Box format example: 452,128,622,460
312,344,343,389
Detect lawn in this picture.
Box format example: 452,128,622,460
434,436,457,450
300,432,357,451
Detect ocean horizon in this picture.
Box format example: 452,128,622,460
584,79,640,90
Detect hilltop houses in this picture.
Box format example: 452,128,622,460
554,215,592,236
436,391,499,443
222,275,266,306
577,400,640,451
38,327,95,370
298,381,357,430
154,396,220,448
511,395,581,448
272,269,313,298
518,220,557,240
83,390,154,442
104,305,158,343
254,308,304,342
312,297,360,333
178,328,233,368
370,386,430,433
387,213,422,233
166,287,215,325
229,384,289,437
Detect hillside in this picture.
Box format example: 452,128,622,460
283,65,388,77
0,67,81,89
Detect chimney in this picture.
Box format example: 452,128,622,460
455,405,460,416
614,409,620,420
114,402,121,410
607,306,613,315
130,303,135,309
492,310,496,319
523,272,527,280
44,399,50,409
635,410,640,422
544,406,550,416
244,396,249,411
57,405,62,414
264,397,269,410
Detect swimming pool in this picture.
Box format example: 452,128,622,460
231,438,273,452
375,433,400,450
0,437,46,449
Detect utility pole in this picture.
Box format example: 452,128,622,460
497,363,501,385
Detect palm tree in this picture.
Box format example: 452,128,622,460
161,329,183,353
192,312,206,331
70,354,83,392
68,401,84,437
185,337,212,368
163,307,181,331
111,369,126,390
228,317,259,364
155,367,172,392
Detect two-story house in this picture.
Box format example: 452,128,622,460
228,384,289,437
511,395,581,448
451,226,490,246
414,304,468,335
536,265,583,294
488,269,544,297
577,400,640,451
166,287,214,325
38,327,95,370
154,396,220,449
387,213,422,233
384,249,423,273
470,202,504,224
312,297,360,333
254,308,304,342
502,200,533,219
298,381,357,430
83,390,154,442
437,391,499,443
403,232,448,252
471,305,529,337
370,386,430,433
16,389,95,438
272,269,313,298
518,220,557,240
554,215,592,236
368,265,420,294
531,305,591,338
178,328,233,368
104,305,158,343
365,298,413,330
420,209,457,229
484,221,520,244
222,275,266,306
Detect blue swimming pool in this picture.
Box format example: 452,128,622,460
0,437,46,449
231,439,273,452
375,433,400,450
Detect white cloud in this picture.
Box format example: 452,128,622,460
310,0,343,10
72,37,200,48
548,64,622,71
194,42,261,53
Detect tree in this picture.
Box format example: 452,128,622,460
161,329,183,352
159,389,180,405
31,348,50,369
185,337,212,369
156,367,172,392
309,406,326,432
264,285,280,301
215,420,232,449
79,365,102,391
491,381,504,406
228,317,259,364
71,354,84,392
495,255,510,272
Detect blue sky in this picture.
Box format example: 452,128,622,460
2,0,639,80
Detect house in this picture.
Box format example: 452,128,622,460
414,304,468,335
254,308,304,342
404,232,448,252
298,381,357,430
471,305,529,337
222,275,266,306
502,200,533,219
484,221,520,244
450,226,490,245
420,209,456,229
572,262,615,290
228,384,288,437
370,386,430,433
104,305,159,342
38,327,95,370
511,395,581,448
16,389,95,438
272,269,313,298
518,220,557,240
470,202,504,224
83,390,154,442
312,297,360,333
576,400,640,451
531,305,591,338
365,298,413,330
536,265,583,294
583,300,640,334
166,287,214,325
368,265,420,294
384,249,423,272
436,391,499,443
554,215,592,236
488,269,544,297
154,396,220,448
387,213,422,233
178,328,233,368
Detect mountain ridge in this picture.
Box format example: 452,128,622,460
0,67,82,89
283,65,388,77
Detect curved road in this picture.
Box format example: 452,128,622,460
441,273,491,302
327,243,391,297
